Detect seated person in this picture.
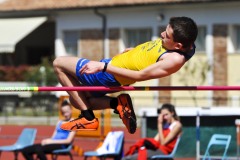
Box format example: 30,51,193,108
21,100,76,160
123,103,182,160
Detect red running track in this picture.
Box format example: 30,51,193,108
0,125,194,160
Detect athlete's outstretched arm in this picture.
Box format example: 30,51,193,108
80,52,186,81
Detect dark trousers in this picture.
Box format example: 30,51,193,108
122,149,164,160
21,143,66,160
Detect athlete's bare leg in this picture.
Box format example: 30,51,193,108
53,56,111,110
53,56,136,133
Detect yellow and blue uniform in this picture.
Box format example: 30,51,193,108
111,39,166,85
75,38,195,97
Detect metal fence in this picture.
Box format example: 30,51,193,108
0,94,239,125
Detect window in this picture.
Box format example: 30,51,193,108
125,29,152,47
63,31,80,56
236,26,240,51
228,25,240,53
195,26,207,52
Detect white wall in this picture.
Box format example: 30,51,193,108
54,1,240,110
55,2,240,56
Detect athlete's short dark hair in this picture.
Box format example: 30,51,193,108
169,16,198,50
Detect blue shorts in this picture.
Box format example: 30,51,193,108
75,58,121,97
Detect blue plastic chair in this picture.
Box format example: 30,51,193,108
150,136,181,160
0,128,37,160
202,134,231,160
84,131,124,160
51,143,73,160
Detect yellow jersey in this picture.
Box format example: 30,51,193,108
111,38,167,85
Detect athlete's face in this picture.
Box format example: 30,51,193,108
61,105,72,121
161,108,174,124
161,25,182,50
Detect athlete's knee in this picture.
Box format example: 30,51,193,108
53,56,65,72
53,57,62,68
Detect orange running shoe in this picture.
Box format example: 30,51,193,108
60,116,99,131
116,94,137,134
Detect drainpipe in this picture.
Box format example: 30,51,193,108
94,9,109,139
94,8,109,59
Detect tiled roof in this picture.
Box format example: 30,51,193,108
0,0,234,12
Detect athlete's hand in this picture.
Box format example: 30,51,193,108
41,138,53,145
79,61,105,74
158,113,164,124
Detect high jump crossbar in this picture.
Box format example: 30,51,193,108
0,86,240,92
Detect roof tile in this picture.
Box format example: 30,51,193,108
0,0,234,11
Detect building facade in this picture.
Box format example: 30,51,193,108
0,0,240,109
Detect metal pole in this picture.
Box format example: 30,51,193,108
196,110,200,160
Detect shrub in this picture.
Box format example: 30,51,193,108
25,58,58,86
0,58,58,86
0,65,29,81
